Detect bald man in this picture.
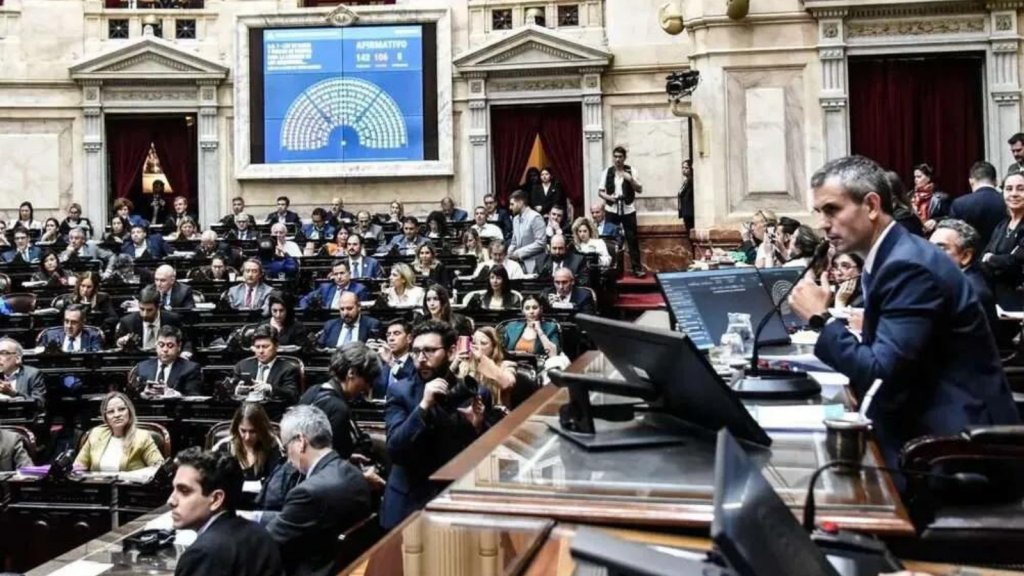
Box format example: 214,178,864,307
317,292,383,348
149,265,195,310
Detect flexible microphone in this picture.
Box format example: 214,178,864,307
801,460,990,532
733,240,831,399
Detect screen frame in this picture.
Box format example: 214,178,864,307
234,8,454,180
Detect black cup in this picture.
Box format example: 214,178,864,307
824,417,870,473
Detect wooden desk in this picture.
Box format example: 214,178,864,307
428,351,914,536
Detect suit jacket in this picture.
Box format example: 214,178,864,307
163,212,197,232
115,310,183,342
814,223,1019,470
226,282,275,313
376,355,414,398
501,319,561,355
74,425,164,472
318,315,382,348
446,208,469,222
120,237,170,260
535,252,587,284
965,264,998,338
382,372,483,529
175,512,283,576
486,208,513,239
950,186,1007,248
299,281,370,309
146,282,195,309
0,429,32,471
594,219,622,240
37,327,103,352
348,256,384,279
510,207,548,273
300,383,359,459
384,234,428,255
355,224,384,245
262,451,371,576
301,223,336,242
529,183,566,215
232,357,300,404
265,210,301,227
541,286,596,315
4,365,45,409
134,357,204,396
3,246,41,264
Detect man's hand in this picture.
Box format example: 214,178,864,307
789,272,832,321
419,378,448,411
848,308,864,333
0,381,15,396
923,219,937,234
252,382,273,396
116,334,131,348
458,396,485,431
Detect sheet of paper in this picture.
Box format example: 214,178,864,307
808,371,849,387
759,352,832,372
747,403,846,431
47,560,112,576
997,305,1024,320
242,480,262,494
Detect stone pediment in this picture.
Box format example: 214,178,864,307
454,25,611,74
70,36,228,83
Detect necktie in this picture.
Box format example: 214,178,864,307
341,324,354,345
144,323,156,349
164,293,171,309
157,363,167,385
353,260,361,277
245,287,254,308
330,287,342,310
21,250,28,261
64,337,75,352
256,363,267,382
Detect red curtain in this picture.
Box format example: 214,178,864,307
151,117,193,203
106,117,154,201
849,56,984,198
491,106,540,206
538,105,584,217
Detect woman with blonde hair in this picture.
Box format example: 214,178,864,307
166,217,201,242
453,326,519,409
75,392,164,472
571,217,611,267
384,262,424,308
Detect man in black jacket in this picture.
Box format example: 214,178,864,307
150,265,196,310
299,342,381,459
115,287,188,353
535,234,587,284
950,161,1007,248
133,326,204,396
168,447,283,576
232,325,300,403
261,405,371,576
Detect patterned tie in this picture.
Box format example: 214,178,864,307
245,287,254,308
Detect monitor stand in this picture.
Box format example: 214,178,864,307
546,417,687,451
732,369,821,400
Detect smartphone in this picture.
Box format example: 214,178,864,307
457,335,471,354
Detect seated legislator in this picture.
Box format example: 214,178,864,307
32,251,72,287
464,265,522,310
475,241,526,281
213,402,284,483
424,211,449,241
260,405,371,576
225,212,257,242
39,217,63,245
60,227,115,268
0,337,46,409
226,258,276,313
69,271,118,329
318,292,383,349
0,428,33,471
440,196,469,222
219,196,247,228
482,193,513,239
102,216,129,246
320,227,349,258
191,255,235,283
385,200,405,224
298,260,369,309
384,263,425,308
571,217,612,267
263,294,308,347
353,211,384,246
121,223,170,260
981,172,1024,312
133,326,203,397
167,447,284,576
830,252,864,308
535,234,587,283
789,155,1020,471
60,202,94,239
930,219,1000,342
232,325,300,403
421,284,473,336
162,195,196,232
470,206,504,243
258,237,299,281
412,243,449,287
4,228,41,264
299,342,380,459
265,195,302,227
270,222,302,259
301,207,336,242
382,320,488,529
150,264,196,309
345,233,385,279
75,391,164,472
193,230,229,262
116,287,185,351
165,217,201,242
455,227,488,261
38,305,103,352
9,201,41,231
327,197,355,229
380,216,428,256
540,267,596,315
501,295,561,357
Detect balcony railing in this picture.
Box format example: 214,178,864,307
104,0,204,9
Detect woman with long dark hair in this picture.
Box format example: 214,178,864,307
262,293,308,347
464,265,521,310
31,251,71,286
885,170,925,237
420,284,473,336
213,402,282,482
912,163,949,233
530,166,566,216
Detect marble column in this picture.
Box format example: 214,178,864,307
467,74,490,204
817,15,849,161
197,80,220,229
81,81,106,231
581,68,604,211
988,9,1021,175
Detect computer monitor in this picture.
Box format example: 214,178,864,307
757,267,807,332
657,268,791,350
573,314,771,447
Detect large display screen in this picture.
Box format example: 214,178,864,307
251,24,437,165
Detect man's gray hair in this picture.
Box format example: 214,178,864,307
809,155,893,216
0,337,24,357
280,404,333,449
935,219,981,252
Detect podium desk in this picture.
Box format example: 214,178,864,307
428,352,915,537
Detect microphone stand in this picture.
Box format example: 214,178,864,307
732,240,831,400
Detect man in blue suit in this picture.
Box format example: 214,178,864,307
345,234,384,279
373,319,414,398
440,197,468,222
381,320,486,529
317,292,382,349
299,260,369,309
37,305,103,352
949,161,1007,248
121,223,169,260
3,229,40,264
381,217,428,255
301,208,336,242
790,155,1019,472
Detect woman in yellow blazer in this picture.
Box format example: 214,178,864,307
74,391,164,472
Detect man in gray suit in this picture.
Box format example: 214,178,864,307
226,258,276,313
507,189,547,274
0,337,45,410
60,227,114,269
0,428,32,471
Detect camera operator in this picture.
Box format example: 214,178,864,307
380,320,491,530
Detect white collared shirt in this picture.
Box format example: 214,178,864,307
337,318,361,347
256,357,277,383
864,221,897,274
306,451,329,479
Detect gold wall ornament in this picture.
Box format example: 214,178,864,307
325,4,359,27
658,1,685,35
727,0,750,20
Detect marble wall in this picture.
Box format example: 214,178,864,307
0,118,76,223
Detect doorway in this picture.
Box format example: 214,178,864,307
490,103,583,216
849,54,985,197
105,115,198,226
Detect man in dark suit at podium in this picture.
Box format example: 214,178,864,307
168,447,283,576
789,155,1020,471
133,326,203,396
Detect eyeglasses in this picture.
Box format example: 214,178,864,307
0,350,15,357
410,346,444,358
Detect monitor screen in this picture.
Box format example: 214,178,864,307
656,268,790,350
250,24,438,165
757,267,806,332
712,429,839,576
575,315,771,446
